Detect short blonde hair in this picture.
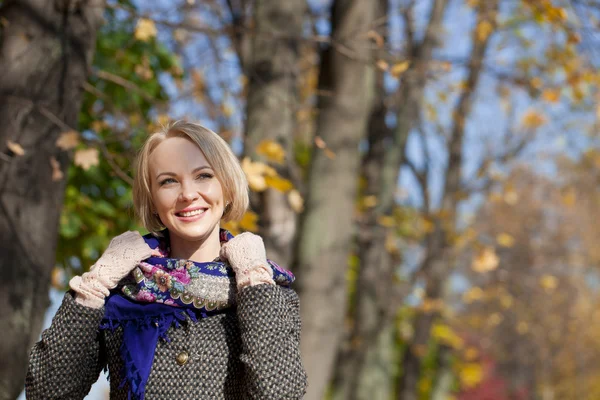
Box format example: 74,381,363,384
133,120,249,234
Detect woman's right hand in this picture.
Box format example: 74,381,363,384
69,231,156,308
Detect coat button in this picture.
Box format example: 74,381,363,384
176,351,189,366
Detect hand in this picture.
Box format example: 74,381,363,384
70,231,154,308
220,232,275,290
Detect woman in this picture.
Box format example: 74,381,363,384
26,121,308,399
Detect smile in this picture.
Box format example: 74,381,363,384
176,209,207,217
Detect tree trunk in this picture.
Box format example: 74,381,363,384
0,1,103,398
294,0,376,398
242,0,306,266
333,1,449,399
397,2,498,399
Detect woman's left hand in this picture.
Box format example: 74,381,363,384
220,232,275,290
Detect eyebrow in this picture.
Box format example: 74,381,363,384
155,165,213,180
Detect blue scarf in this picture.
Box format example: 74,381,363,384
99,229,294,400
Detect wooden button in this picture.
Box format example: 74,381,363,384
176,351,189,366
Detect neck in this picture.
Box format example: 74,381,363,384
168,226,221,263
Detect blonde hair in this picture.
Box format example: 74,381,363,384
133,120,249,234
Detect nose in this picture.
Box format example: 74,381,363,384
179,180,200,202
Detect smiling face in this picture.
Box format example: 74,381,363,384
149,136,225,247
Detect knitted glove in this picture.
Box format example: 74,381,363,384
69,231,155,308
220,232,275,290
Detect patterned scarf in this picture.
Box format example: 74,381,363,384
100,229,294,400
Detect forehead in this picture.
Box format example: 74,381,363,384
149,136,210,173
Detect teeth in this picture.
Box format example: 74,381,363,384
179,209,206,217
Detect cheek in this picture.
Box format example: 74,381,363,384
204,181,224,204
152,189,178,212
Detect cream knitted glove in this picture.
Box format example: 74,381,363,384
69,231,155,308
219,232,275,290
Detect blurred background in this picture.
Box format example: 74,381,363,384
1,0,600,399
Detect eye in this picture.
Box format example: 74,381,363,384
159,178,177,186
196,173,214,180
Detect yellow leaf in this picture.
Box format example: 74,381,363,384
6,140,25,156
540,274,558,291
471,247,499,273
256,139,286,164
221,102,234,118
496,233,515,248
50,157,63,181
390,61,410,77
221,220,240,235
135,18,157,41
561,188,576,207
516,321,529,334
500,294,513,309
288,189,304,213
503,189,519,205
488,313,503,326
56,130,80,150
542,89,560,103
476,20,493,42
459,363,484,388
521,110,547,129
530,77,543,89
74,148,99,170
241,157,267,192
239,210,259,232
464,347,479,361
363,195,377,208
432,324,464,349
51,267,65,289
264,175,293,192
377,215,396,228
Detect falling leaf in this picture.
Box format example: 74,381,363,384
264,175,293,192
521,110,547,129
74,148,99,170
472,247,499,273
239,210,259,232
432,324,464,349
50,157,63,181
256,139,286,164
6,140,25,156
288,190,304,213
390,61,410,77
488,313,503,326
134,18,157,41
324,148,336,159
500,294,513,309
496,233,515,248
55,130,80,150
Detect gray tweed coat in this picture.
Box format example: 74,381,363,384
26,284,307,399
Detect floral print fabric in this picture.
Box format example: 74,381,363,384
121,229,295,312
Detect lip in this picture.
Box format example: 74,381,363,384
174,206,208,222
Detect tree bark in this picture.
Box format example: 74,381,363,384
396,2,498,399
294,0,376,398
242,0,306,266
0,1,103,398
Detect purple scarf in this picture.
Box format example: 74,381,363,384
100,229,294,400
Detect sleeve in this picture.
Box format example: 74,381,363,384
236,284,308,399
26,291,107,400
